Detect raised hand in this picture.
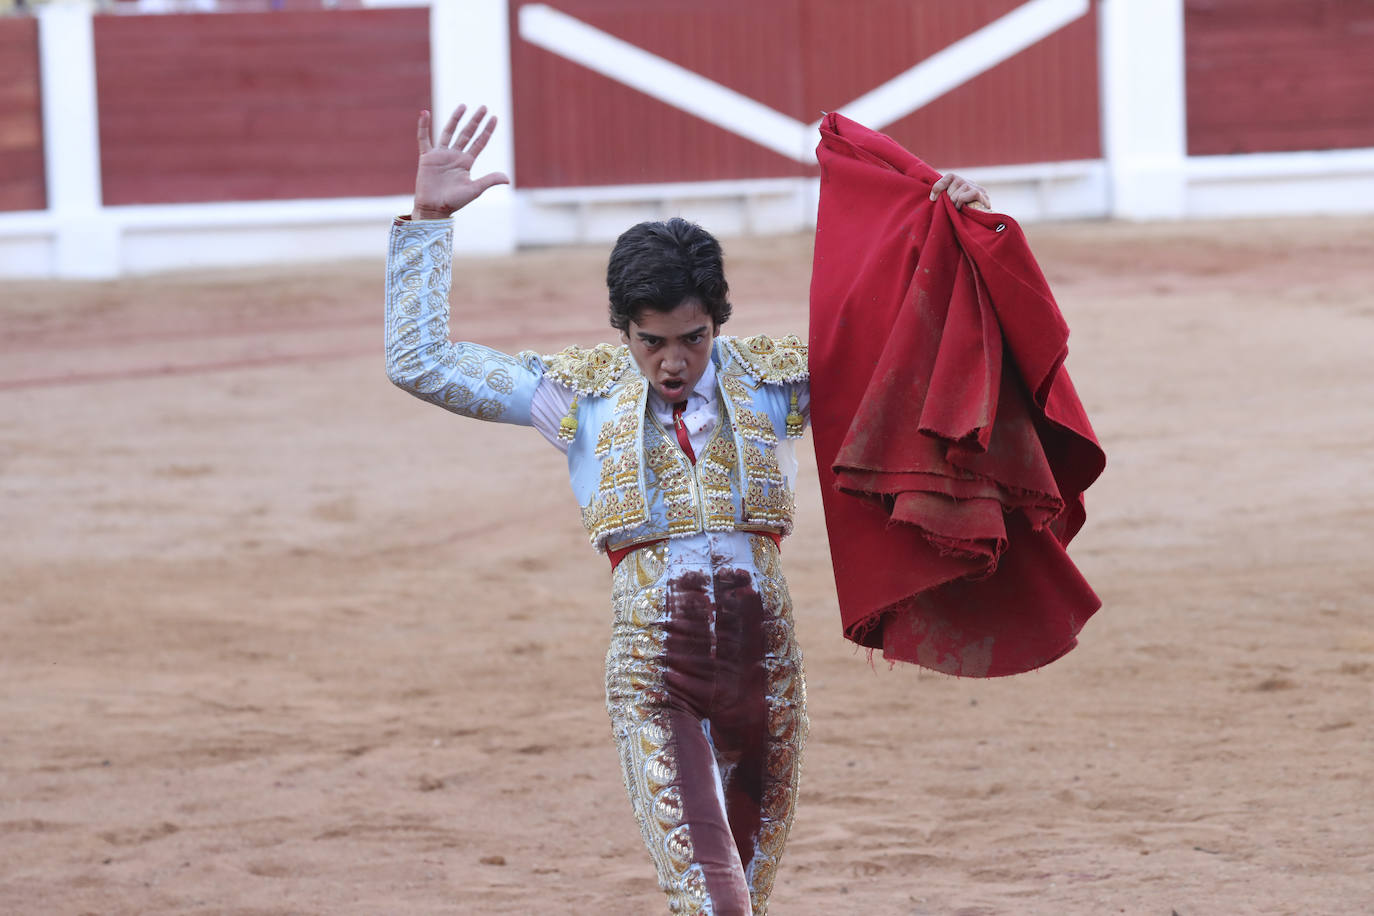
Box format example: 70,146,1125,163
930,173,992,211
411,104,511,220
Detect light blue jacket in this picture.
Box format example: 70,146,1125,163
385,218,808,553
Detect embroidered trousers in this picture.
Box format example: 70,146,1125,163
606,532,807,915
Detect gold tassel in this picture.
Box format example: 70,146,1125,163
785,389,804,438
558,394,579,442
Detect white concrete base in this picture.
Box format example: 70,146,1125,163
943,159,1110,222
514,161,1112,246
0,197,413,278
1184,148,1374,218
515,178,818,245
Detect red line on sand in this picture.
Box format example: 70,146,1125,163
0,346,377,392
1,322,616,392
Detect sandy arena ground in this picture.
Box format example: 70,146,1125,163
1,216,1371,915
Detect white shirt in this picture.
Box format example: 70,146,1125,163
528,356,805,488
529,360,719,457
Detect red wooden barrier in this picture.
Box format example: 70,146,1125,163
0,17,46,213
93,9,430,206
1187,0,1374,155
510,0,1100,189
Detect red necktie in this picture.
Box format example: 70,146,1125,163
672,401,696,464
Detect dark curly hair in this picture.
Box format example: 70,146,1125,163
606,218,732,331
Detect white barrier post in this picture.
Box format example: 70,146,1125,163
1099,0,1187,219
37,3,120,278
429,0,517,253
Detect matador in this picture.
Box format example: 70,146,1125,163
385,104,996,915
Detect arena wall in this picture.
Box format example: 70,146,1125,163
94,9,429,205
0,0,1371,278
509,0,1100,187
0,17,45,213
1186,0,1374,157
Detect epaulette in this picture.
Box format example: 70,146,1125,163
540,342,630,397
722,334,809,384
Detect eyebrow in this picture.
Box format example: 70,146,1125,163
636,326,709,341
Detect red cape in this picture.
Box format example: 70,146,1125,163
808,113,1106,677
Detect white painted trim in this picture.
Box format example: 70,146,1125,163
512,160,1112,245
1098,0,1187,219
518,4,810,162
0,196,414,277
1184,147,1374,179
931,158,1104,184
1182,147,1374,218
520,177,810,205
0,196,415,236
519,0,1090,165
514,178,818,245
839,0,1090,131
430,0,516,254
37,4,120,279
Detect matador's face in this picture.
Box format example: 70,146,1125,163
620,299,717,404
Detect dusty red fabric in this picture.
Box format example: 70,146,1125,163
672,401,697,464
808,113,1106,677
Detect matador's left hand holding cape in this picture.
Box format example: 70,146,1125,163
809,113,1106,678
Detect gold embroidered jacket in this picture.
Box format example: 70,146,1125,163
544,337,808,553
385,218,810,553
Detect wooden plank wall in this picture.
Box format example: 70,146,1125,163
1186,0,1374,155
0,17,46,213
93,9,430,206
509,0,1101,189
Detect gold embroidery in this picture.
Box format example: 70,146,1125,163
425,236,449,268
471,398,503,421
734,406,778,445
559,394,579,442
485,366,515,394
607,544,807,916
593,418,614,456
579,373,652,549
714,362,795,535
750,533,779,578
786,388,805,439
611,409,639,449
617,377,646,407
743,440,784,485
723,334,809,383
541,342,629,396
598,455,616,493
644,422,698,536
698,431,738,532
576,350,802,550
456,351,484,378
606,564,718,916
438,383,474,409
612,449,640,488
395,319,420,347
632,542,667,587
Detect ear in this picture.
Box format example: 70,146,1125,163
619,327,631,345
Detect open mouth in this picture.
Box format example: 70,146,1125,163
660,378,686,399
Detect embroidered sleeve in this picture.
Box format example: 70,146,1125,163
384,219,542,425
722,334,809,384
